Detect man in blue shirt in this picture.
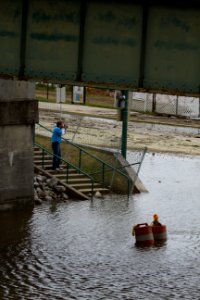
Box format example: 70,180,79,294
52,121,67,170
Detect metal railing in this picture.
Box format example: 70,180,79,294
36,123,132,195
34,142,95,198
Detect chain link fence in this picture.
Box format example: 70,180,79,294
130,92,200,119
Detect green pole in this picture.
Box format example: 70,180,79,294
121,90,129,159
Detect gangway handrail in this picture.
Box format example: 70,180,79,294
36,123,132,193
34,142,95,198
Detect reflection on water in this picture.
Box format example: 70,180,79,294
0,153,200,299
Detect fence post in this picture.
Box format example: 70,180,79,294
121,90,129,159
199,96,200,118
47,84,49,100
176,95,179,116
152,93,156,113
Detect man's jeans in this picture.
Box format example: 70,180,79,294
52,142,61,170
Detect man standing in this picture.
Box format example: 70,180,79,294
51,121,67,170
150,214,162,226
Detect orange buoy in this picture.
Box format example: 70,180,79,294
152,225,167,241
133,223,154,246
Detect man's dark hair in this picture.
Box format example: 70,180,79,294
56,121,62,127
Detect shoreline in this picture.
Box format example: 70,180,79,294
38,102,200,157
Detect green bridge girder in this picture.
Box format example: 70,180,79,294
0,0,200,95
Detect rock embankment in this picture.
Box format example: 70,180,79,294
34,174,69,204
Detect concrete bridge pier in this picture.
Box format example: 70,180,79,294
0,79,38,211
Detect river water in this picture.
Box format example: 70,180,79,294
0,153,200,300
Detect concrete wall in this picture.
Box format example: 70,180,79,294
0,80,38,210
0,80,35,100
0,125,34,209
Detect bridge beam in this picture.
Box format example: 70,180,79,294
0,79,38,210
0,0,199,95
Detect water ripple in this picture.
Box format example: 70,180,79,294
0,154,200,299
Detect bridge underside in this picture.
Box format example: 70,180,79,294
0,0,200,95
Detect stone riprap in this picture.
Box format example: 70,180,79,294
34,174,69,204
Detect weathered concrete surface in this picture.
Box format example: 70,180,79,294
0,80,38,211
0,79,35,100
0,99,38,125
117,154,148,194
0,126,34,209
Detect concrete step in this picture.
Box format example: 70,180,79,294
47,173,73,180
34,147,109,198
34,148,50,152
64,173,86,178
48,171,84,177
34,159,52,164
35,162,78,171
34,154,52,159
65,176,89,182
50,173,68,179
34,164,55,170
36,164,68,171
34,150,51,155
71,183,99,189
68,178,92,184
78,187,109,194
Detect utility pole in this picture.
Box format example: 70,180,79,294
47,83,49,100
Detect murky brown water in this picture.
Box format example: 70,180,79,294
0,153,200,300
